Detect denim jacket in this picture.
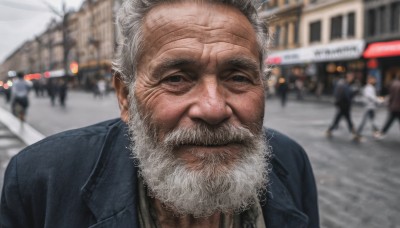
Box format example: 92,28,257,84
1,119,319,228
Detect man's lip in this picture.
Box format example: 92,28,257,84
178,143,234,148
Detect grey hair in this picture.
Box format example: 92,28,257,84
112,0,270,87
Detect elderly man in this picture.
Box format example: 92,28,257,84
0,0,319,227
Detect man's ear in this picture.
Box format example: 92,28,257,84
113,74,130,122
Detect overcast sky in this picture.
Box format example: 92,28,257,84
0,0,84,63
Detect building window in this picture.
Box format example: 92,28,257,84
274,25,281,47
391,2,400,32
367,9,376,36
379,6,386,34
284,22,289,47
347,12,355,37
294,21,299,44
330,15,343,40
309,21,321,43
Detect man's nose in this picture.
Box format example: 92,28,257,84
188,79,233,125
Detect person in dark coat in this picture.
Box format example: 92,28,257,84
277,75,289,107
58,78,68,107
46,78,58,106
1,1,319,227
375,74,400,138
326,72,358,139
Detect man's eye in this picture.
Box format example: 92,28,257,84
231,75,251,83
164,75,184,83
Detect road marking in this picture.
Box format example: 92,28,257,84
0,107,45,145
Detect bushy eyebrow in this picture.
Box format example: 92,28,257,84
152,58,197,78
151,57,260,78
222,57,260,74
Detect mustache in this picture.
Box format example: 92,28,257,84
162,124,256,148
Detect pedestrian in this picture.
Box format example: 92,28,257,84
58,78,68,107
1,1,319,227
38,77,46,97
277,75,289,107
375,74,400,139
47,78,58,106
10,72,31,121
295,74,305,100
326,72,358,139
354,75,382,141
97,77,107,98
32,79,40,97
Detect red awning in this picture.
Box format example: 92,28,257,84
363,40,400,58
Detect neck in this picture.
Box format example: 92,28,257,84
152,198,231,228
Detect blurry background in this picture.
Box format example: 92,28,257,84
1,0,400,227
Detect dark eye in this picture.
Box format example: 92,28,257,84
231,75,251,83
164,75,184,83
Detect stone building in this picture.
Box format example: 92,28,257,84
0,0,123,86
363,0,400,94
263,0,365,95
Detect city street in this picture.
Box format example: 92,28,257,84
0,91,399,228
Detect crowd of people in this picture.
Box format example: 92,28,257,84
326,72,400,142
3,75,114,119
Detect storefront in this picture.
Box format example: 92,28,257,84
78,60,112,91
267,39,366,94
363,40,400,95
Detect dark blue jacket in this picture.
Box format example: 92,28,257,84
1,119,319,228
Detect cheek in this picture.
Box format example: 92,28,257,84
230,90,265,128
141,94,189,138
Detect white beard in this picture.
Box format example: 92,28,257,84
127,93,271,217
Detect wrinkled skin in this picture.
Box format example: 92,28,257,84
114,2,265,227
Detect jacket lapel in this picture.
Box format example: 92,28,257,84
262,157,309,228
80,120,140,228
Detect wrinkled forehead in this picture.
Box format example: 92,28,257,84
140,1,259,59
143,1,252,28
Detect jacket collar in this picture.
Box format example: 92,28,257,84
80,121,308,227
262,153,309,228
81,120,139,225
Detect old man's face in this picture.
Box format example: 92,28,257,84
136,1,265,161
117,2,268,216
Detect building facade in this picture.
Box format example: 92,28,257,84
259,0,304,96
363,0,400,95
301,0,365,93
0,0,122,88
264,0,365,95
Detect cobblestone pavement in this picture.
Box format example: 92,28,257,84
265,98,400,228
0,92,399,228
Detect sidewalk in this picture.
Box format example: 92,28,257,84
0,106,45,189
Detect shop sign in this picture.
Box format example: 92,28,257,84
363,40,400,58
310,40,365,62
44,69,66,78
266,49,312,65
266,40,365,65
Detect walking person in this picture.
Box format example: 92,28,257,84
326,72,358,138
58,78,68,107
47,78,58,106
375,74,400,139
10,72,31,122
97,77,107,98
354,75,382,141
277,75,289,107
